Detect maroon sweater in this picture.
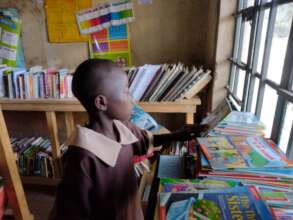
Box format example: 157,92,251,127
49,121,151,220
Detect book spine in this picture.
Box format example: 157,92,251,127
8,74,14,98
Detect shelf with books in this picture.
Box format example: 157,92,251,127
0,97,201,186
0,97,201,123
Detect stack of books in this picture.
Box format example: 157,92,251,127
127,63,211,101
10,137,66,178
208,111,266,136
159,185,274,220
0,65,74,99
196,112,293,219
155,111,292,220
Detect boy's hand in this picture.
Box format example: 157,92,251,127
153,124,209,147
173,124,209,141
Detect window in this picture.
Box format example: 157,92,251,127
228,0,293,158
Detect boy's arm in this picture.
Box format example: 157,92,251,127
146,124,208,155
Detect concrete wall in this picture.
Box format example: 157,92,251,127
0,0,235,137
0,0,213,68
212,0,237,110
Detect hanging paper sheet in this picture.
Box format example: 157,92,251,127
44,0,92,42
0,11,21,67
89,24,131,67
76,0,134,35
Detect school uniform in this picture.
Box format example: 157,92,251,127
49,120,152,220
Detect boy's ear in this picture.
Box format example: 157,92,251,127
94,95,108,111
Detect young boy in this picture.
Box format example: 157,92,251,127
49,59,207,220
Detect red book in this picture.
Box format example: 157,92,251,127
0,185,5,220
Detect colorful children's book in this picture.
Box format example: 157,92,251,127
130,103,161,131
197,136,292,170
257,187,293,208
209,111,265,136
160,177,240,193
159,186,274,220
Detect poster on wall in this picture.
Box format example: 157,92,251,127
76,0,134,35
89,24,131,67
0,9,23,67
44,0,92,42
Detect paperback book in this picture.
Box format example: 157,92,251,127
159,186,274,220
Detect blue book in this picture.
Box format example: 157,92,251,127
160,186,273,220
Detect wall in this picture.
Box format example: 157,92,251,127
0,0,231,136
0,0,212,68
212,0,237,109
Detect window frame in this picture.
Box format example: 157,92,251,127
228,0,293,158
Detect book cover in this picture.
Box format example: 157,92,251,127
160,177,240,193
160,186,274,220
171,68,204,101
130,64,161,101
177,71,212,100
141,64,168,101
197,136,291,170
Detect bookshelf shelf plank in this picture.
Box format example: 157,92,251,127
0,97,200,114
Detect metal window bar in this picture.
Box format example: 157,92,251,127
235,0,293,16
246,0,266,112
271,15,293,144
241,0,261,111
255,2,278,118
233,0,247,95
229,0,244,90
287,123,293,159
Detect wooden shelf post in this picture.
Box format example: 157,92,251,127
0,109,33,220
185,113,194,124
45,111,61,178
64,112,75,139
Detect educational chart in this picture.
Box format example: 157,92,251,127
76,0,134,35
89,24,131,67
0,11,21,67
44,0,91,42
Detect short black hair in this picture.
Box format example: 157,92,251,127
72,59,118,112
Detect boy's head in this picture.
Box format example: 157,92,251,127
72,59,132,121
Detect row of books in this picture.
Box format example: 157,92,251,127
0,65,74,99
126,63,212,101
11,137,67,178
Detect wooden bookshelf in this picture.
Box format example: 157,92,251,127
0,97,201,186
0,109,33,219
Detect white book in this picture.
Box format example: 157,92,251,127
130,64,161,101
12,68,26,98
129,65,148,95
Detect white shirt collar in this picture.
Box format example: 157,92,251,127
69,120,138,167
